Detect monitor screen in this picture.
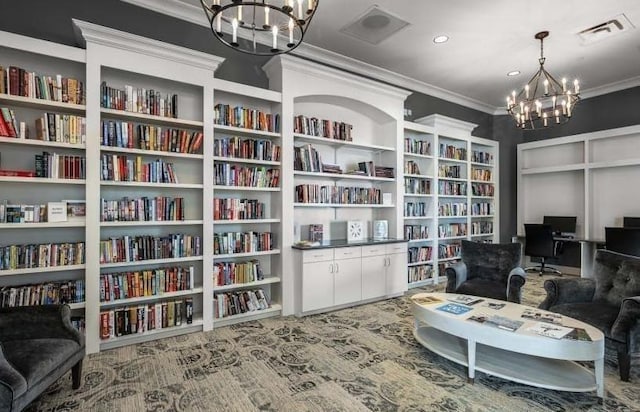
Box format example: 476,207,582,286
605,227,640,257
543,216,577,235
623,217,640,228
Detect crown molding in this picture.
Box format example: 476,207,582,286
72,19,225,71
415,114,478,134
579,75,640,100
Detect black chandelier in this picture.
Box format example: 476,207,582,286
200,0,319,56
506,31,580,130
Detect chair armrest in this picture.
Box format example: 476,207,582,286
538,278,596,310
612,296,640,352
0,343,27,407
0,305,84,347
445,262,467,293
506,267,526,303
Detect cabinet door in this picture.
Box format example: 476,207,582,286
333,257,362,306
362,254,386,300
302,261,334,312
386,252,408,295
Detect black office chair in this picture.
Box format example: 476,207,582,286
524,224,562,276
605,227,640,257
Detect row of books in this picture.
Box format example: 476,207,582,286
471,221,493,235
439,223,467,238
100,298,194,340
356,161,395,178
35,113,86,144
471,150,493,165
101,120,203,154
408,246,432,263
404,160,421,175
213,231,274,255
213,198,265,221
472,202,493,216
439,181,466,196
0,203,47,223
101,82,178,118
98,234,201,264
214,136,281,162
294,185,382,205
214,260,264,287
294,144,322,172
214,104,280,132
35,152,86,179
438,164,461,178
214,164,280,188
471,168,492,181
408,265,433,283
405,138,431,155
404,202,428,217
1,65,85,104
439,243,462,259
100,196,185,222
439,203,467,217
100,155,178,183
214,289,270,318
439,144,467,161
100,266,195,302
405,178,431,195
472,183,495,197
0,280,85,308
404,224,430,240
0,107,19,138
0,242,85,270
293,115,353,141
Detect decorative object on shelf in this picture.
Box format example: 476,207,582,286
308,224,323,242
506,31,580,130
373,220,388,240
200,0,320,56
347,220,364,242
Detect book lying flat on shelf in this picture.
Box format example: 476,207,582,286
412,295,444,305
448,295,484,306
526,322,574,339
521,309,563,324
436,303,473,315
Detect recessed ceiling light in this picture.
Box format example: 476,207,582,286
433,35,449,44
507,70,521,77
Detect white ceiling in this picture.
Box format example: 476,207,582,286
128,0,640,113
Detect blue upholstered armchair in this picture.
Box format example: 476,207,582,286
445,240,527,303
0,304,85,411
540,249,640,381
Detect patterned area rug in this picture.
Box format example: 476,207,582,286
28,275,640,411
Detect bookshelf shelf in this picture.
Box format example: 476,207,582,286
438,195,467,199
470,162,494,167
99,256,203,269
0,93,86,113
437,216,467,220
99,319,204,350
68,302,86,310
100,108,204,128
99,287,204,308
438,157,468,164
438,177,467,182
0,264,86,277
520,163,585,175
404,173,433,179
214,124,281,138
293,133,394,152
470,179,494,184
404,216,432,220
408,278,434,288
100,181,204,189
213,276,281,292
0,221,85,229
407,261,433,267
439,235,468,241
213,219,280,225
408,238,433,243
470,233,494,237
101,146,204,160
293,171,395,182
404,152,433,160
213,156,280,166
471,196,495,200
0,177,85,185
471,215,494,218
294,203,394,208
213,186,280,192
0,137,86,150
100,220,204,227
213,249,281,259
213,304,281,328
439,256,461,262
404,194,433,198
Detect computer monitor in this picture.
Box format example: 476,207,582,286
543,216,577,236
605,227,640,257
623,217,640,228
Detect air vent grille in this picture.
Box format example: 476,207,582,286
577,14,635,44
340,6,410,45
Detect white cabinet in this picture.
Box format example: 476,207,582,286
334,257,362,306
362,244,407,300
387,251,408,295
301,260,334,312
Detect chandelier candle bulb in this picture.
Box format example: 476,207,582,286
288,17,294,45
307,0,313,13
264,6,269,26
574,79,580,94
232,18,238,44
525,84,530,99
562,78,567,92
562,100,567,116
555,110,560,123
543,112,548,127
216,13,222,33
272,25,278,49
238,5,243,23
544,79,549,95
552,95,557,110
298,0,303,19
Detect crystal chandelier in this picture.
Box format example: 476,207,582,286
506,31,580,129
200,0,319,56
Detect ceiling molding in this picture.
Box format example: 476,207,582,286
415,114,478,134
120,0,498,114
579,75,640,100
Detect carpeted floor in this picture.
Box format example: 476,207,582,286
27,275,639,412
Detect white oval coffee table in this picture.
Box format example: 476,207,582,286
411,292,605,398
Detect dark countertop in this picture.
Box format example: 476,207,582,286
292,238,407,250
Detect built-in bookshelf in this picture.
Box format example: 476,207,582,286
403,115,499,288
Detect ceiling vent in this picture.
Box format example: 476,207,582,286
577,14,635,44
340,6,410,45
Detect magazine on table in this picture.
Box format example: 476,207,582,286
483,302,506,310
564,327,593,341
412,295,444,305
521,309,563,324
436,303,473,315
484,315,524,332
527,322,574,339
448,295,484,306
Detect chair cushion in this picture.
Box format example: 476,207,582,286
455,278,507,301
593,250,640,307
461,240,521,283
2,338,81,390
548,301,621,341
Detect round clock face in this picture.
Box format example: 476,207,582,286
348,221,363,241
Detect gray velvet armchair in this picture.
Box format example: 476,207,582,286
0,304,85,411
445,240,527,303
540,249,640,381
